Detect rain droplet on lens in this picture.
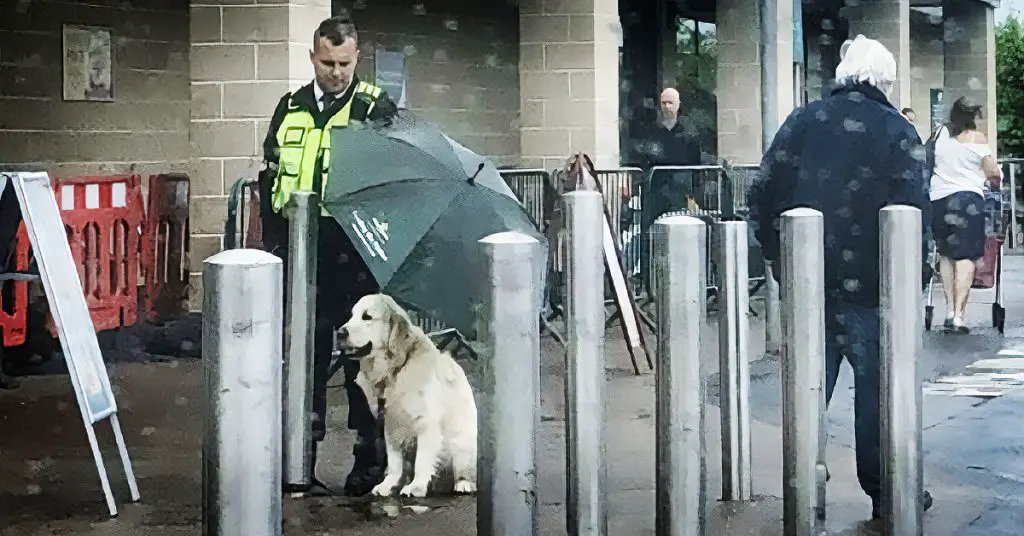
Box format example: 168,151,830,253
444,18,459,31
413,3,427,15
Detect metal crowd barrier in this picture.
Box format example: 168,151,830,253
1000,158,1022,251
498,165,767,324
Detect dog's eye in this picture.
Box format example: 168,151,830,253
362,312,372,321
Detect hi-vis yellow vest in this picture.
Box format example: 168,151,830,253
271,80,383,215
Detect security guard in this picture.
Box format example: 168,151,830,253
258,13,397,497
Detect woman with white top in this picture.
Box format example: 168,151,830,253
929,97,1002,333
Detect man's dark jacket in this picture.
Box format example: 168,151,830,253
641,120,702,168
258,77,397,256
748,83,931,306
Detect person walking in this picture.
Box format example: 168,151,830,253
748,34,933,521
928,97,1003,333
258,12,398,496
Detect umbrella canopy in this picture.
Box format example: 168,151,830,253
325,113,546,336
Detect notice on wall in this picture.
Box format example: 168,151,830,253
63,25,114,102
375,50,408,109
930,88,947,134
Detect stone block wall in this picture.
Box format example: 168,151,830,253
0,0,190,178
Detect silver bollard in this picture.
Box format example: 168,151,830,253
563,191,607,536
283,191,318,490
879,206,924,536
478,231,542,536
202,249,283,536
654,216,708,536
716,220,751,502
779,208,826,536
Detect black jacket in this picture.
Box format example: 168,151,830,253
640,120,702,168
748,83,931,306
258,78,397,252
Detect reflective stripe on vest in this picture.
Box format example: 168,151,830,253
271,81,384,215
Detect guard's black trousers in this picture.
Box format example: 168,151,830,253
263,208,381,460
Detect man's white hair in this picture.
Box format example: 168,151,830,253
834,34,897,97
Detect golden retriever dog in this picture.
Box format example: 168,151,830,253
337,294,478,498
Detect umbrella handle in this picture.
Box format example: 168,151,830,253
467,162,485,185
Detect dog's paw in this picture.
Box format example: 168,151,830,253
399,481,429,498
370,482,396,497
454,479,476,494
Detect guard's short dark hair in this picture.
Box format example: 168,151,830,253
315,12,358,47
948,96,982,136
901,107,915,115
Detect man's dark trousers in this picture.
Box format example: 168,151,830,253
823,300,882,503
267,212,383,493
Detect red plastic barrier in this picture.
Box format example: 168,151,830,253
0,224,30,347
52,175,145,332
141,174,190,323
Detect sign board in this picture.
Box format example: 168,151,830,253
0,171,139,516
930,88,947,134
375,50,408,109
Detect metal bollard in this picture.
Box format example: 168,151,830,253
202,249,283,536
563,191,608,536
779,208,826,536
715,220,751,501
654,216,708,536
478,231,542,536
283,191,318,490
879,206,924,536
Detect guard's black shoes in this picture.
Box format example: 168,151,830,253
872,491,933,520
342,432,387,497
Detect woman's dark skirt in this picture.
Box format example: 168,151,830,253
931,191,986,261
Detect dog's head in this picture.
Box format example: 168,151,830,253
337,294,418,365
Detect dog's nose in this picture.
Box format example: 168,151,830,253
337,327,349,340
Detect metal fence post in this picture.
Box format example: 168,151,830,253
779,208,826,536
1010,164,1018,249
478,232,542,536
563,190,607,536
654,215,707,536
879,206,924,536
715,220,751,502
202,249,283,536
283,191,318,490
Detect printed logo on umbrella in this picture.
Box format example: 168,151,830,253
351,210,390,262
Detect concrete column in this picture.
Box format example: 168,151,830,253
843,0,911,110
716,0,793,163
943,0,998,152
519,0,621,170
909,10,944,139
189,0,330,308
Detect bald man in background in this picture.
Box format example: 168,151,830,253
640,87,702,169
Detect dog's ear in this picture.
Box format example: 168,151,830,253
385,304,413,359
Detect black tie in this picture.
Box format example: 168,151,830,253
321,92,336,110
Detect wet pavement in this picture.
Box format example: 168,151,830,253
2,258,1024,535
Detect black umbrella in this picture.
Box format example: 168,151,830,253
324,113,547,336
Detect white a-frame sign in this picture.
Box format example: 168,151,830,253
0,171,140,516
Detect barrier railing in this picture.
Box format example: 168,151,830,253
141,174,190,323
1000,159,1022,251
53,175,145,332
0,224,31,347
499,165,767,331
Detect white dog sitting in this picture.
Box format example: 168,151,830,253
337,294,478,498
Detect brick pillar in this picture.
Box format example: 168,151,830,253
716,0,793,163
188,0,329,309
519,0,621,170
843,0,911,109
943,0,997,151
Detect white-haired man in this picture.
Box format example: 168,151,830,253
748,34,933,521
